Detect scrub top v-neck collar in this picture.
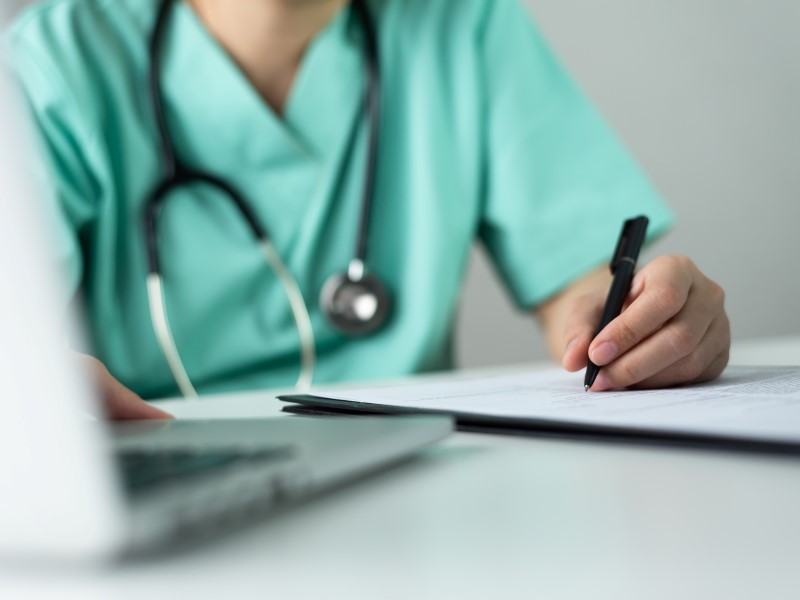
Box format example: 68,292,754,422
151,1,368,260
157,2,365,172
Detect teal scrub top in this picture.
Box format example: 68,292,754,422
5,0,673,399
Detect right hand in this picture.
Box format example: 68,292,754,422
80,355,173,420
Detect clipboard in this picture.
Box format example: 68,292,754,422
279,366,800,457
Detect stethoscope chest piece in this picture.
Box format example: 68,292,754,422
320,260,391,336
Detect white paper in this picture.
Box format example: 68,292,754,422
317,366,800,443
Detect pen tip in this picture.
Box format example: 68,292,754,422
584,385,590,392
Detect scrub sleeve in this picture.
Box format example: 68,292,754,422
478,0,674,309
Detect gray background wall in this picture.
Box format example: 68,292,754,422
458,0,800,368
4,0,799,367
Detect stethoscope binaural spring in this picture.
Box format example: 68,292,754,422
143,0,391,397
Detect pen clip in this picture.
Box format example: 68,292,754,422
610,216,649,275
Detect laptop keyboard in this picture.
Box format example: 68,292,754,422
117,446,295,496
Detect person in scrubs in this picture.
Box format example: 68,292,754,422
5,0,730,419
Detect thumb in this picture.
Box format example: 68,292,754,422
561,290,604,372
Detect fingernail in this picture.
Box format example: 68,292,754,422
564,338,577,355
590,342,618,365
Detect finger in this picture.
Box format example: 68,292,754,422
97,365,173,420
593,314,729,391
632,349,730,390
590,285,721,389
561,290,605,372
588,257,694,367
631,317,731,390
106,383,174,421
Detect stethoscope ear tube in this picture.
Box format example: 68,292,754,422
146,272,198,398
143,171,317,396
144,244,317,396
259,241,316,391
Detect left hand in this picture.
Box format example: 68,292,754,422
561,255,730,390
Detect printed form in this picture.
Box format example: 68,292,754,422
317,366,800,444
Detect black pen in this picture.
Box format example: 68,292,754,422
584,216,649,391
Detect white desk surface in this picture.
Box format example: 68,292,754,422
3,339,800,600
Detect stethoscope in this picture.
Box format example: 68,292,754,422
144,0,390,397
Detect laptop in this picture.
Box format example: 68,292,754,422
0,70,452,560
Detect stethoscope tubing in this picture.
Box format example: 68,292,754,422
350,0,380,265
144,168,267,275
143,0,384,397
